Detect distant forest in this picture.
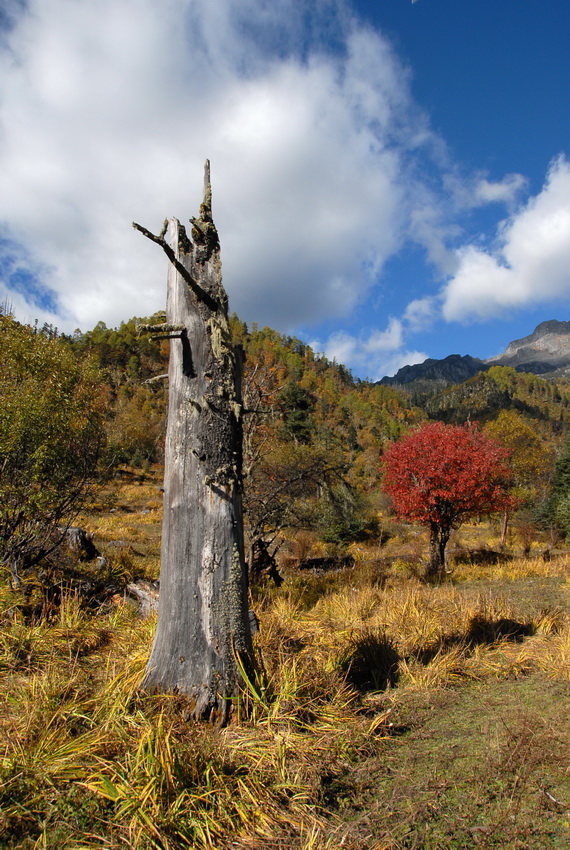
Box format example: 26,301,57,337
3,307,570,586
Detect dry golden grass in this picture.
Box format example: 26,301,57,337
2,479,570,848
77,469,163,581
451,552,570,582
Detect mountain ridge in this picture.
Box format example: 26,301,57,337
380,319,570,387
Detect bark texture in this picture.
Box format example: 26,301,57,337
135,162,253,721
427,523,449,578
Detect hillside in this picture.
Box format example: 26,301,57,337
425,365,570,434
59,316,570,528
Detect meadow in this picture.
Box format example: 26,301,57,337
1,470,570,849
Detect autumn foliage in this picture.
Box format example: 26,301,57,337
382,421,513,575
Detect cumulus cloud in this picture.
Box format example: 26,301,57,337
0,0,426,332
407,169,527,279
408,204,459,276
442,156,570,322
362,317,404,352
311,318,427,380
403,296,438,331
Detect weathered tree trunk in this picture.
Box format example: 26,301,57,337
134,162,253,722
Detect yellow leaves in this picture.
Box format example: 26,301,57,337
484,409,555,499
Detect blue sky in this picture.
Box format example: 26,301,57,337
1,0,570,379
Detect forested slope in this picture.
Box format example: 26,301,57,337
4,308,570,580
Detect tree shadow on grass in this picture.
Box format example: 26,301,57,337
340,632,400,693
415,615,534,666
339,616,533,694
452,547,514,566
465,614,534,645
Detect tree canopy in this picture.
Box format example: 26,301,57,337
0,315,105,585
382,421,512,575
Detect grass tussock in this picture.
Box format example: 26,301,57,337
2,486,570,848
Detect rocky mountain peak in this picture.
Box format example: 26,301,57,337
380,354,487,386
378,319,570,386
487,319,570,374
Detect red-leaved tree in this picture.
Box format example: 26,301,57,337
382,421,512,576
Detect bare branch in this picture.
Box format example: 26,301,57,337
143,374,169,385
132,221,219,312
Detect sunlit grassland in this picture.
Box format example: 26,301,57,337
2,474,570,848
78,470,164,582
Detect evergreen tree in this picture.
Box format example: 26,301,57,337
542,433,570,537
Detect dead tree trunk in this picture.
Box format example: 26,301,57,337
133,162,253,722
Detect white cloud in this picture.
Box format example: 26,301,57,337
403,296,438,331
363,317,403,352
408,204,459,276
443,156,570,322
0,0,423,332
0,0,549,380
442,170,527,213
311,321,426,380
313,330,358,366
406,169,527,280
474,173,527,206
